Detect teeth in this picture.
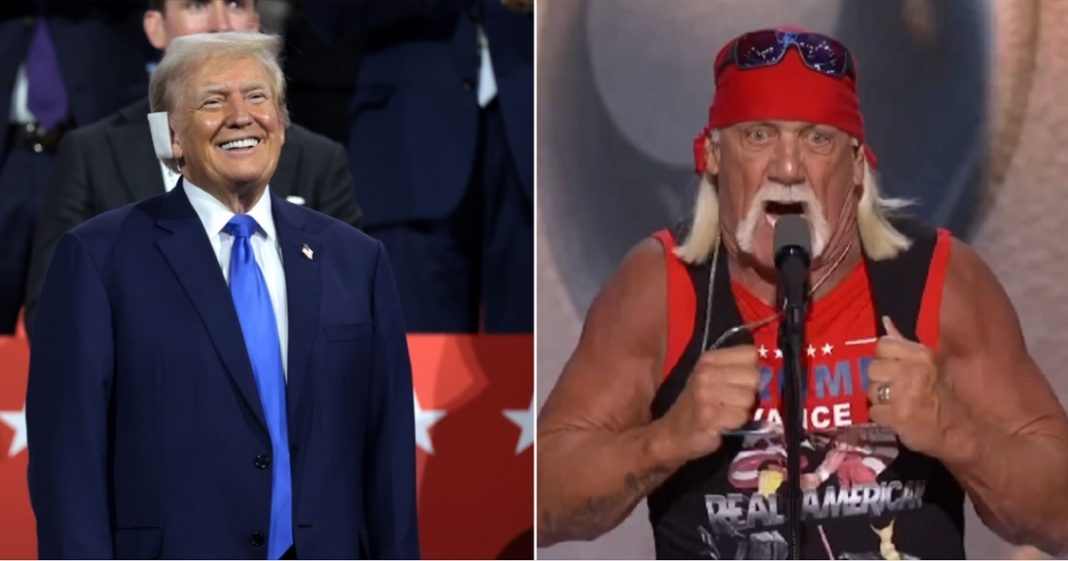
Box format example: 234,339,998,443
220,138,259,150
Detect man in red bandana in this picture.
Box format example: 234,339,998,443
538,28,1068,558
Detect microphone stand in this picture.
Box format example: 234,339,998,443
776,246,810,560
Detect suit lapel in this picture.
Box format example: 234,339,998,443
272,197,320,425
109,100,167,202
154,182,268,430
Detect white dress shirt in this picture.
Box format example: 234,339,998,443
476,25,498,108
160,161,182,192
183,179,290,380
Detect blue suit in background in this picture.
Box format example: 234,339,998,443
0,1,150,333
310,0,533,333
27,183,420,559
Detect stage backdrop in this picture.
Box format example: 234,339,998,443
538,0,1065,559
0,321,533,559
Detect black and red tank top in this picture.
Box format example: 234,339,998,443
646,220,965,559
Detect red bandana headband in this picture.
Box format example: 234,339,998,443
693,29,877,175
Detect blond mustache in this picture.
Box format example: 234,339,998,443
735,183,829,258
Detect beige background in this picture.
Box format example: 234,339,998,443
538,0,1066,558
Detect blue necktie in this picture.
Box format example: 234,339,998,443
225,215,293,559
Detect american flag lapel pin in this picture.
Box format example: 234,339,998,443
301,243,314,261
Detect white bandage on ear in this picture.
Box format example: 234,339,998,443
147,112,174,160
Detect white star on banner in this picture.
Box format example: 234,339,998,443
503,397,534,455
774,348,783,359
806,345,817,358
822,343,834,356
0,405,27,458
758,345,769,359
413,391,446,454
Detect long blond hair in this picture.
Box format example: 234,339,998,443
675,136,913,264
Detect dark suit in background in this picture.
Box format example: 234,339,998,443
27,184,418,558
24,98,364,335
309,0,533,333
282,6,365,146
0,0,150,333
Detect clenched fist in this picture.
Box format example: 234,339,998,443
654,345,760,465
868,316,962,458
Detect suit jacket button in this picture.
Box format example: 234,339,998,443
250,531,265,547
463,79,474,90
255,454,270,470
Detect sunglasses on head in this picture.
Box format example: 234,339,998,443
716,29,855,80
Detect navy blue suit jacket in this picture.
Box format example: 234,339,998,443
312,0,533,227
26,183,420,559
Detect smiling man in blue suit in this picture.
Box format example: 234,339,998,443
26,32,419,560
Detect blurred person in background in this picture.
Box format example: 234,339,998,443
23,0,364,335
537,27,1068,558
0,0,151,334
280,3,364,147
307,0,533,333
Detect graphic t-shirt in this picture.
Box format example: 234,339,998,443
646,227,964,560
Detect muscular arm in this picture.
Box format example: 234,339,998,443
936,240,1068,553
537,239,677,546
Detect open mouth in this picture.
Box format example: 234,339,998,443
763,201,807,228
217,137,261,152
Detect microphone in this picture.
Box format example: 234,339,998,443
773,215,812,316
772,215,811,560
